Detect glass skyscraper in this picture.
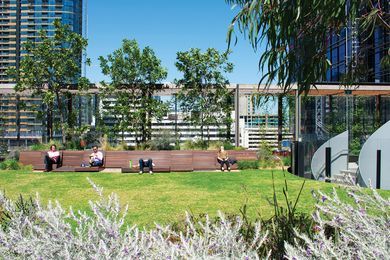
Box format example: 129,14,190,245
0,0,83,83
325,2,390,83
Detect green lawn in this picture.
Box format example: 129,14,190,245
0,169,388,227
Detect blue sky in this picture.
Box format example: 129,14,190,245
86,0,262,84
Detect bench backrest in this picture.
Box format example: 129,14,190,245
20,151,64,170
19,151,44,166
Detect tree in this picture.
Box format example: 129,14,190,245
99,39,169,146
226,0,390,93
8,19,90,143
175,48,234,145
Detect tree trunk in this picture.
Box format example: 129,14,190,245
15,94,21,147
56,91,66,144
140,89,147,145
200,115,204,142
47,105,53,142
147,90,152,142
277,95,283,150
66,93,73,142
225,118,231,141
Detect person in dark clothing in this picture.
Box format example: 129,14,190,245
139,158,153,174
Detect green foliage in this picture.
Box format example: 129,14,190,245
226,0,389,93
260,174,313,259
97,135,128,151
99,39,169,146
237,160,259,170
175,48,234,143
181,139,208,150
30,141,63,151
257,141,273,161
207,140,235,150
0,112,7,156
281,156,291,167
259,159,282,169
171,173,313,259
0,194,37,230
0,160,21,170
8,19,90,142
150,130,176,150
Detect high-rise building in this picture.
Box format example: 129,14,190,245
325,2,390,83
0,0,84,83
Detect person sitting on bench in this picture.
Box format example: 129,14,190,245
89,145,104,167
217,146,230,172
139,158,153,174
44,144,61,172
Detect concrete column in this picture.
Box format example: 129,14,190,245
295,90,301,141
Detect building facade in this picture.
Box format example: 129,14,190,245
0,0,83,83
325,1,389,83
0,83,294,150
101,92,293,150
298,4,390,177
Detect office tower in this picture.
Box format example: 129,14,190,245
325,2,390,83
0,0,83,83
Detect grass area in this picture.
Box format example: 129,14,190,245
0,169,388,227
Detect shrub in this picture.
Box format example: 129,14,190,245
98,135,127,151
281,156,291,166
208,140,235,150
181,139,208,150
0,178,270,259
259,157,283,169
5,148,20,161
237,160,259,169
64,139,81,150
285,185,390,259
30,140,63,151
257,141,273,161
0,159,21,170
150,130,175,150
172,173,314,259
29,143,47,151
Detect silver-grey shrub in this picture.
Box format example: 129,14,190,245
0,178,269,259
285,185,390,259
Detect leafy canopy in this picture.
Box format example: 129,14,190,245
226,0,389,93
99,39,169,144
175,48,234,141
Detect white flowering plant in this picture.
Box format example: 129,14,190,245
0,178,270,259
285,185,390,259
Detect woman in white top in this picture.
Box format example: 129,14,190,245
44,144,60,172
89,145,104,166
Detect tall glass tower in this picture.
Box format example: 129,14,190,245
0,0,83,83
325,2,390,83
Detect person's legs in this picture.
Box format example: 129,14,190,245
92,159,103,167
139,159,144,173
147,159,153,173
217,158,224,171
44,155,53,171
224,160,231,171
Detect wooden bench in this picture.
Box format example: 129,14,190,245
19,150,258,172
52,150,104,172
19,150,104,172
192,150,257,171
19,151,63,171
